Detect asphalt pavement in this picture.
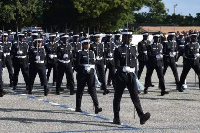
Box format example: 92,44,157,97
1,57,200,133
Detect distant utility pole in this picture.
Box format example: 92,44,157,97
174,4,177,15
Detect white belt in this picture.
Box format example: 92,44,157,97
35,60,44,63
106,58,113,60
49,54,57,57
179,45,184,47
129,68,135,73
4,53,10,56
15,56,26,58
82,64,95,69
58,59,70,64
96,57,103,60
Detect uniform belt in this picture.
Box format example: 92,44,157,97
49,54,57,57
96,57,103,60
35,60,45,63
106,58,113,60
82,64,95,69
122,66,135,73
58,59,70,64
15,56,26,58
179,45,184,47
4,53,10,56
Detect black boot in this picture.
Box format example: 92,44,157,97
140,112,150,125
103,89,110,95
56,87,60,95
144,88,148,94
113,117,121,125
44,89,51,96
0,90,7,97
161,90,169,96
95,106,102,114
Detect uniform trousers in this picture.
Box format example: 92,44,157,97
76,71,99,109
46,62,57,83
56,62,74,92
29,64,48,93
13,59,29,87
113,72,144,118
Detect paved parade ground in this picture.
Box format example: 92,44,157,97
0,57,200,133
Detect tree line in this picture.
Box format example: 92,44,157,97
0,0,199,33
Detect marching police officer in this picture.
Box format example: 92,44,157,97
113,32,121,48
104,33,116,88
45,34,59,86
28,39,50,96
70,34,82,71
178,33,200,92
11,34,29,90
176,33,186,62
144,33,169,96
137,32,154,87
0,33,14,87
75,38,102,114
90,33,109,95
0,40,6,97
56,34,75,95
163,32,179,88
113,30,150,125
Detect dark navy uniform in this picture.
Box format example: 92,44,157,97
90,34,109,95
113,30,150,125
176,33,186,62
11,37,29,90
178,33,200,91
56,36,75,95
45,41,59,85
28,39,50,96
144,34,168,96
104,36,116,88
70,36,82,70
0,44,6,97
75,40,102,114
163,34,179,87
0,40,13,87
137,37,150,79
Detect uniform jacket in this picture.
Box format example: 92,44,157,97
75,49,95,75
57,42,73,65
163,40,177,63
44,42,58,64
138,40,150,62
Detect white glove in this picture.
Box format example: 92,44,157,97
104,65,106,69
36,56,40,60
108,53,113,57
85,65,91,73
156,54,163,59
46,69,48,73
194,53,200,59
49,54,54,59
2,68,4,72
17,51,23,55
28,63,30,65
96,56,100,60
143,51,147,55
122,66,130,73
63,54,68,58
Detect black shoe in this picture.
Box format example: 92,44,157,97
13,86,16,90
56,91,60,95
0,90,7,97
95,107,102,114
52,82,56,86
140,112,150,125
150,84,155,87
75,108,82,112
70,90,75,95
107,83,111,86
44,89,51,96
9,81,13,87
113,118,121,125
144,88,148,94
103,89,110,95
161,91,169,96
28,91,32,95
